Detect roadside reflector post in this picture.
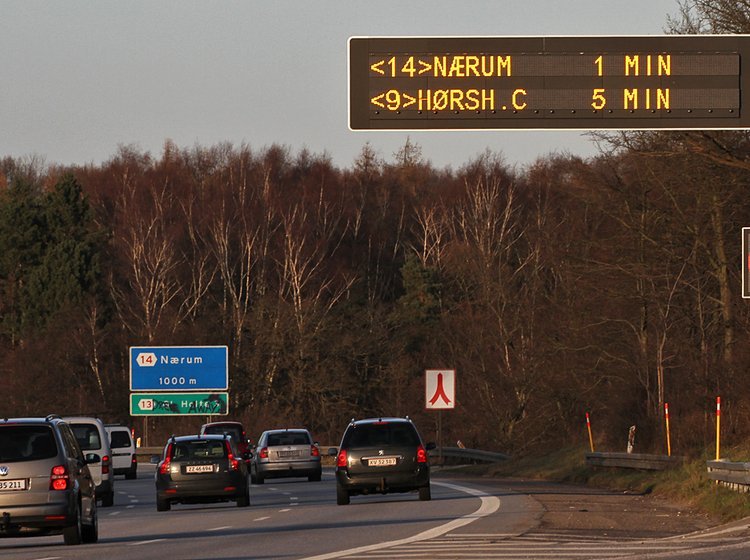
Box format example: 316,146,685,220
627,425,636,454
585,412,594,453
664,402,671,457
716,396,721,461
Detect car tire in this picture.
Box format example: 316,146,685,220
255,474,264,485
125,469,137,480
419,485,431,501
336,485,350,506
156,497,171,512
308,471,322,482
63,503,83,545
81,504,98,544
101,491,114,507
237,487,250,507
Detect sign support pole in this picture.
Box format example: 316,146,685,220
438,410,443,465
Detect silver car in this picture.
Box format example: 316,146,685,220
250,428,322,483
0,415,99,544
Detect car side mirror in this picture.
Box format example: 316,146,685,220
328,447,338,457
84,453,101,464
425,442,437,451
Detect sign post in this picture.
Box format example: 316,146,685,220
425,369,456,465
743,228,750,298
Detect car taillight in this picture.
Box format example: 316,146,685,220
336,449,348,468
259,447,268,459
226,442,240,472
131,454,137,465
101,454,110,474
50,465,70,491
416,444,428,464
159,443,173,475
311,445,320,457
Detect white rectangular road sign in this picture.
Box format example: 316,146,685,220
425,369,456,410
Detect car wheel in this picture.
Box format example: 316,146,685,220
237,487,250,507
336,485,350,506
125,469,137,480
101,490,114,507
63,503,83,545
81,503,98,543
156,497,171,512
419,485,431,501
255,473,264,485
308,470,322,482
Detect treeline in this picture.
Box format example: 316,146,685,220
2,129,750,454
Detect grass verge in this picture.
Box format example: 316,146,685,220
473,444,750,523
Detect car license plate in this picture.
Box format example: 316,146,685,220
367,457,397,467
186,464,214,474
277,450,300,458
0,479,27,491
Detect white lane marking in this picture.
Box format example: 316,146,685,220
290,496,299,500
108,511,122,516
117,491,128,495
130,499,139,503
32,557,60,560
301,480,500,560
290,503,300,506
208,526,232,531
127,494,136,498
254,516,271,521
279,508,291,512
129,539,166,546
126,505,135,509
268,487,278,491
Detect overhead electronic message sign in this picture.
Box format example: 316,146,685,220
348,35,750,130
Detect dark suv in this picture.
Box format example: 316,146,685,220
155,434,250,511
329,417,435,505
0,415,99,544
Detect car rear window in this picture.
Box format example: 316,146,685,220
172,439,228,460
0,425,58,462
71,424,102,451
203,425,242,442
343,423,420,448
267,432,310,446
110,430,132,449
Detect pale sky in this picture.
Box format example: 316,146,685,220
1,0,682,171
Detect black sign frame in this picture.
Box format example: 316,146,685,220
349,35,750,130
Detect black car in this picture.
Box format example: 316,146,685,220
154,434,250,511
329,417,435,505
0,415,99,545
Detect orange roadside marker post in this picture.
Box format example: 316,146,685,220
586,412,594,453
664,402,671,457
715,396,721,461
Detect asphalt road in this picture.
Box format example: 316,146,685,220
1,465,749,560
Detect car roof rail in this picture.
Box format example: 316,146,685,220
45,414,62,422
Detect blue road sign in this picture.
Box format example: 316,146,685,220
130,346,228,391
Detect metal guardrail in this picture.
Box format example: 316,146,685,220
437,447,511,463
586,452,682,471
706,460,750,492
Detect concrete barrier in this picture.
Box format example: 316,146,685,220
586,451,682,470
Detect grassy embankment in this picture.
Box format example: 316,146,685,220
472,444,750,523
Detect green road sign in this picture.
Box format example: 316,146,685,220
130,392,229,416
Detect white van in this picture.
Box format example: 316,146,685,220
105,424,137,479
64,416,115,506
